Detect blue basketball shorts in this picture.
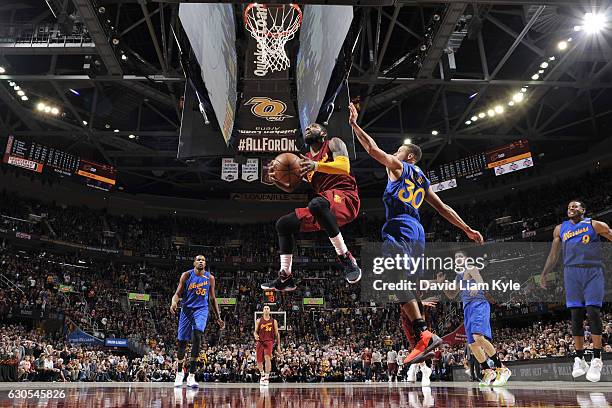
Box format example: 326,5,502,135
563,265,605,308
464,300,492,344
177,306,209,341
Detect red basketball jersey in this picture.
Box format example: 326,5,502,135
257,317,276,342
305,140,358,194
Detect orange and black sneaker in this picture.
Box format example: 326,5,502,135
403,330,443,365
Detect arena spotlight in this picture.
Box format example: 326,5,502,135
431,130,439,136
538,70,544,74
512,93,524,103
465,120,471,125
0,67,5,73
520,88,527,93
508,101,515,106
44,106,51,113
487,109,495,117
549,56,556,61
478,112,486,118
21,95,28,101
471,116,478,121
50,107,59,115
128,134,136,139
404,138,412,145
540,62,549,69
13,85,20,91
82,120,88,126
494,105,504,114
114,129,119,133
557,41,568,50
17,90,24,96
8,81,15,87
531,74,540,80
584,13,605,34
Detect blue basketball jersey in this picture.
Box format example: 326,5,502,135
383,162,430,223
182,269,210,309
560,218,602,267
456,271,486,307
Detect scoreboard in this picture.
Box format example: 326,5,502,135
426,152,487,184
426,140,533,192
3,135,117,190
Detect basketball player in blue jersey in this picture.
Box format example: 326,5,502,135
438,251,511,386
348,103,483,365
170,255,225,388
540,200,612,382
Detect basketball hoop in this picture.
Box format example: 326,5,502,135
244,3,302,73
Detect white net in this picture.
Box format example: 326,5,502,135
245,4,302,73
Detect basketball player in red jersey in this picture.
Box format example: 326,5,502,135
262,123,361,291
254,305,281,386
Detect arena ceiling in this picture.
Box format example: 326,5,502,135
0,0,611,198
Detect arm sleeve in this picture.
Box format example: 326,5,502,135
316,155,350,175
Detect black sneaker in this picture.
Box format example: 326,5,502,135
339,252,361,284
260,270,297,292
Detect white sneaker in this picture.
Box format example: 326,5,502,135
479,369,496,386
174,371,184,387
572,357,589,378
260,374,269,386
186,373,198,388
492,367,512,386
420,364,432,387
586,358,603,383
407,364,418,383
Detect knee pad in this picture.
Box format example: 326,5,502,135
570,308,585,337
177,341,187,360
586,306,603,335
276,213,300,235
307,197,330,217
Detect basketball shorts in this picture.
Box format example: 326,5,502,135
464,299,492,344
564,265,605,308
177,306,208,341
381,217,425,302
296,189,360,232
256,340,274,363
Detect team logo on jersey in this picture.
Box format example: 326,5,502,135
246,97,292,122
334,194,342,203
562,227,589,242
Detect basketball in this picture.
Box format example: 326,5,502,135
270,152,301,190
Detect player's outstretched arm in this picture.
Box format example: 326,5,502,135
209,274,225,330
540,225,561,289
348,103,402,172
425,186,483,243
170,272,189,313
593,220,612,241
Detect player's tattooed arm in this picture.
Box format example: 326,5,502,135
347,103,402,172
593,220,612,241
170,272,189,313
328,137,349,158
301,137,351,176
540,224,561,289
209,274,225,330
425,187,484,244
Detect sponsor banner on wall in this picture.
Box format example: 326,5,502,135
441,325,467,345
430,178,457,193
494,155,533,176
105,338,128,347
303,297,324,306
230,193,308,202
218,297,237,306
241,158,259,182
128,293,150,302
67,328,104,345
221,158,239,182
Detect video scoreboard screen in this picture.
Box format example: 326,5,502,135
3,135,117,190
426,140,533,192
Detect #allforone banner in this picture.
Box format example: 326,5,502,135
221,158,239,182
